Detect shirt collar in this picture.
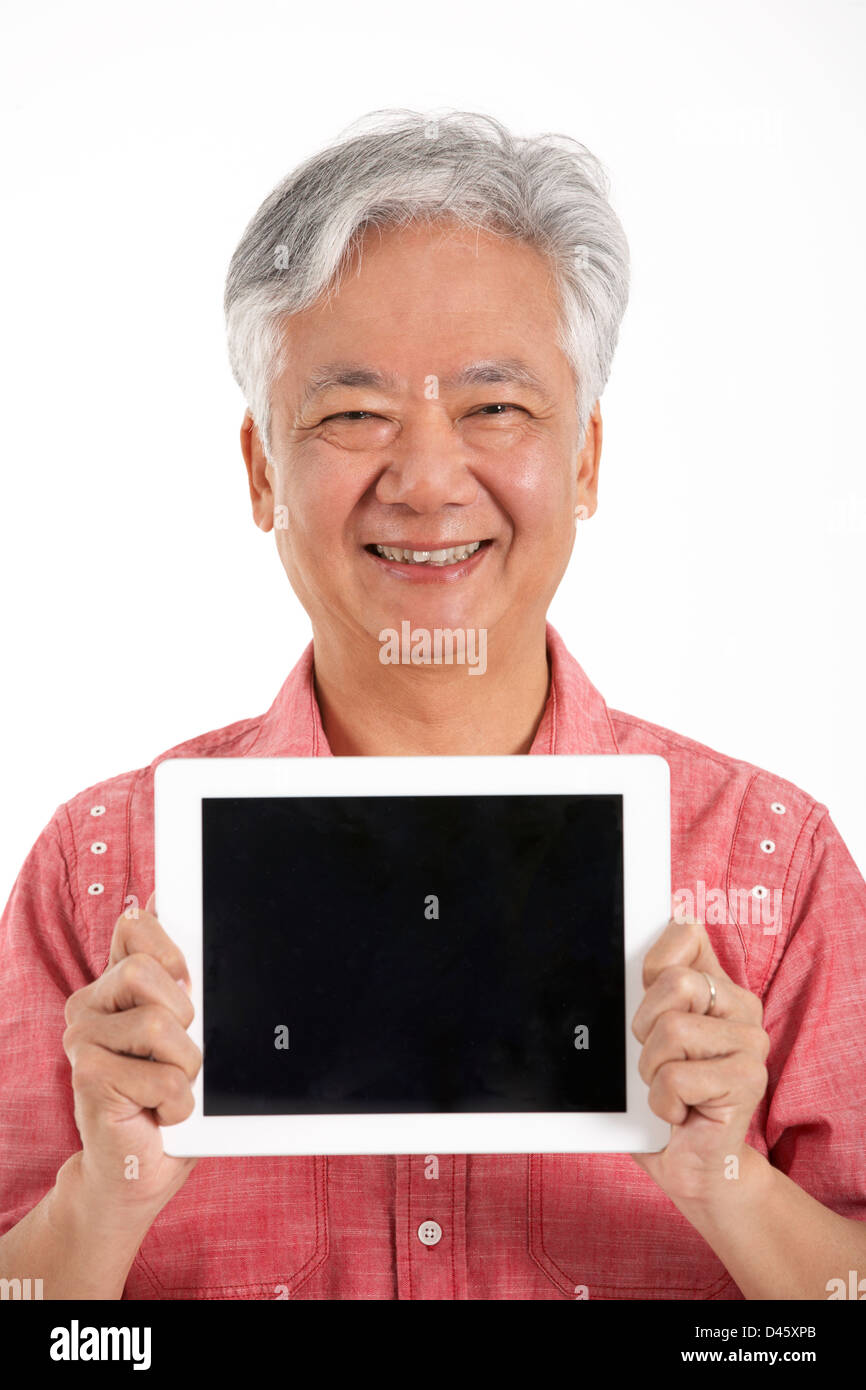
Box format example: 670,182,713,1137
251,621,619,758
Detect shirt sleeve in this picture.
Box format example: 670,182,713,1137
761,809,866,1219
0,807,94,1238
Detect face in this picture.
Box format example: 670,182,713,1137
242,219,601,656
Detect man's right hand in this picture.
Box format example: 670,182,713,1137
62,890,201,1216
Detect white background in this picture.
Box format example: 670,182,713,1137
1,0,864,898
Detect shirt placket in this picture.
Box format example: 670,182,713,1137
395,1154,468,1299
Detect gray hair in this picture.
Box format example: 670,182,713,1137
224,108,630,460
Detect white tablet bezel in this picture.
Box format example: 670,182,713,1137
154,754,671,1156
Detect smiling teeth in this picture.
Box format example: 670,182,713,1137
374,541,482,565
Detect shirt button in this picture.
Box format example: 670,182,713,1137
90,805,106,817
90,841,108,854
87,883,105,895
752,885,769,899
771,802,786,815
417,1220,442,1247
760,840,776,854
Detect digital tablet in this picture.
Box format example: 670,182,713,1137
154,754,670,1155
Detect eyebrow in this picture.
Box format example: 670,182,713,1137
441,359,550,396
299,357,552,410
300,363,400,410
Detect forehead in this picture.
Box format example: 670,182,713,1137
274,219,569,392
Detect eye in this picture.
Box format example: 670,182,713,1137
470,403,526,417
321,410,378,423
316,410,398,451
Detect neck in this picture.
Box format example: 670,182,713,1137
311,620,551,756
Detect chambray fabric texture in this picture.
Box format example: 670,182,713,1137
1,622,865,1300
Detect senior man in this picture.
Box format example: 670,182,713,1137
1,109,865,1300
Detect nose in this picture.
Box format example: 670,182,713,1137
374,410,479,512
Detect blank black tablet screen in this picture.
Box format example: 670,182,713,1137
201,794,625,1115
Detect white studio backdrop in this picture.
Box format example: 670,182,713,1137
1,0,864,898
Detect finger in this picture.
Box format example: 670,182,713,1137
70,1043,197,1126
632,964,763,1041
638,1011,770,1087
647,1053,769,1126
108,904,191,987
67,953,194,1029
64,1004,202,1082
642,918,727,990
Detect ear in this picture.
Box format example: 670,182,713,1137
575,401,603,519
240,412,275,531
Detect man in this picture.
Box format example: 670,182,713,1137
1,109,864,1299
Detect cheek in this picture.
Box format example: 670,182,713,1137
275,464,370,598
490,447,572,539
280,458,358,548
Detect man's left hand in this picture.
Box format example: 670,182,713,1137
630,916,770,1204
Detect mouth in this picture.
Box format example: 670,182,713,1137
364,540,491,567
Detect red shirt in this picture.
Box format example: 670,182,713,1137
2,624,865,1300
